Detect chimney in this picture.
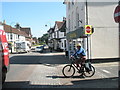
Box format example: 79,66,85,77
63,17,66,21
15,23,21,30
3,20,6,24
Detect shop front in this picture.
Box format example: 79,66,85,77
66,27,87,58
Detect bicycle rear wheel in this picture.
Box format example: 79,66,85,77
62,65,75,78
84,65,95,77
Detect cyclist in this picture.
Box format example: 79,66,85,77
72,43,86,72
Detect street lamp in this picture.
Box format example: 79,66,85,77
45,22,51,28
45,22,52,50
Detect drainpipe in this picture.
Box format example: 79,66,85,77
84,0,89,59
118,0,120,58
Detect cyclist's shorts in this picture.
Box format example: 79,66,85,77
81,56,86,59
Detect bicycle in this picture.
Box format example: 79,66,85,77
62,55,95,78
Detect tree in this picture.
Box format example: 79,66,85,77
38,33,49,44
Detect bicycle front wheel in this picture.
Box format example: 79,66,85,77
62,65,75,78
84,65,95,77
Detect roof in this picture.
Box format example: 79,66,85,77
55,21,64,30
20,27,32,37
47,28,54,34
3,24,29,37
59,20,66,32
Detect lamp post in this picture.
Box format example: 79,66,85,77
45,22,52,51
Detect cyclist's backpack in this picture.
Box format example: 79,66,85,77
85,62,92,71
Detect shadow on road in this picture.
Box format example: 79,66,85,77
2,77,118,89
10,54,70,65
10,48,120,65
10,55,42,64
90,58,120,63
46,75,85,79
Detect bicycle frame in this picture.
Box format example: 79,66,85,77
70,58,83,71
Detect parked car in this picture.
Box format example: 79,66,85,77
0,29,9,84
35,46,44,53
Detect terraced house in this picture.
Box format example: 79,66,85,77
0,21,32,53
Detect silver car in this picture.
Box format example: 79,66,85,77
35,46,43,52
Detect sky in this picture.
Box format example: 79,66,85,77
1,1,66,38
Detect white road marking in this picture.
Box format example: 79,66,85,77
102,70,111,74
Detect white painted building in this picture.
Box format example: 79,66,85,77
64,1,119,59
0,22,31,53
47,19,67,51
53,20,66,51
47,28,54,49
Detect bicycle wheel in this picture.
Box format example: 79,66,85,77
84,65,95,77
62,65,75,78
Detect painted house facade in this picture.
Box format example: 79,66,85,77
64,1,119,59
48,18,67,51
0,22,32,53
47,28,54,49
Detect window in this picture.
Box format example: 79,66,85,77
72,11,74,31
72,0,74,5
68,15,70,32
64,40,66,48
68,2,70,10
18,35,19,39
76,7,79,29
76,13,79,28
57,31,59,38
7,34,9,40
62,43,63,47
64,32,66,36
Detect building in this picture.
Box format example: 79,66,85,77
47,27,54,48
58,18,67,51
64,1,119,59
20,27,32,43
47,18,67,51
0,21,32,53
53,21,64,51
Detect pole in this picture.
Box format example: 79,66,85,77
10,25,12,53
118,0,120,88
84,0,89,59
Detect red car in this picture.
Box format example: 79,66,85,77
0,29,9,84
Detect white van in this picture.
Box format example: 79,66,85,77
16,41,31,53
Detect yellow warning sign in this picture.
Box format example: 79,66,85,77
85,25,92,34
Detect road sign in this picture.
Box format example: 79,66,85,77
114,5,120,23
85,25,92,34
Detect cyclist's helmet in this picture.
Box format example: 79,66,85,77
76,43,81,47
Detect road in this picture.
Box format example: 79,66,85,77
2,50,119,89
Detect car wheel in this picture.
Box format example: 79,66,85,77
2,69,7,84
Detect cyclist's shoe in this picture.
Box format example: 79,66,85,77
85,67,92,72
79,74,85,78
78,69,84,73
85,68,90,72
